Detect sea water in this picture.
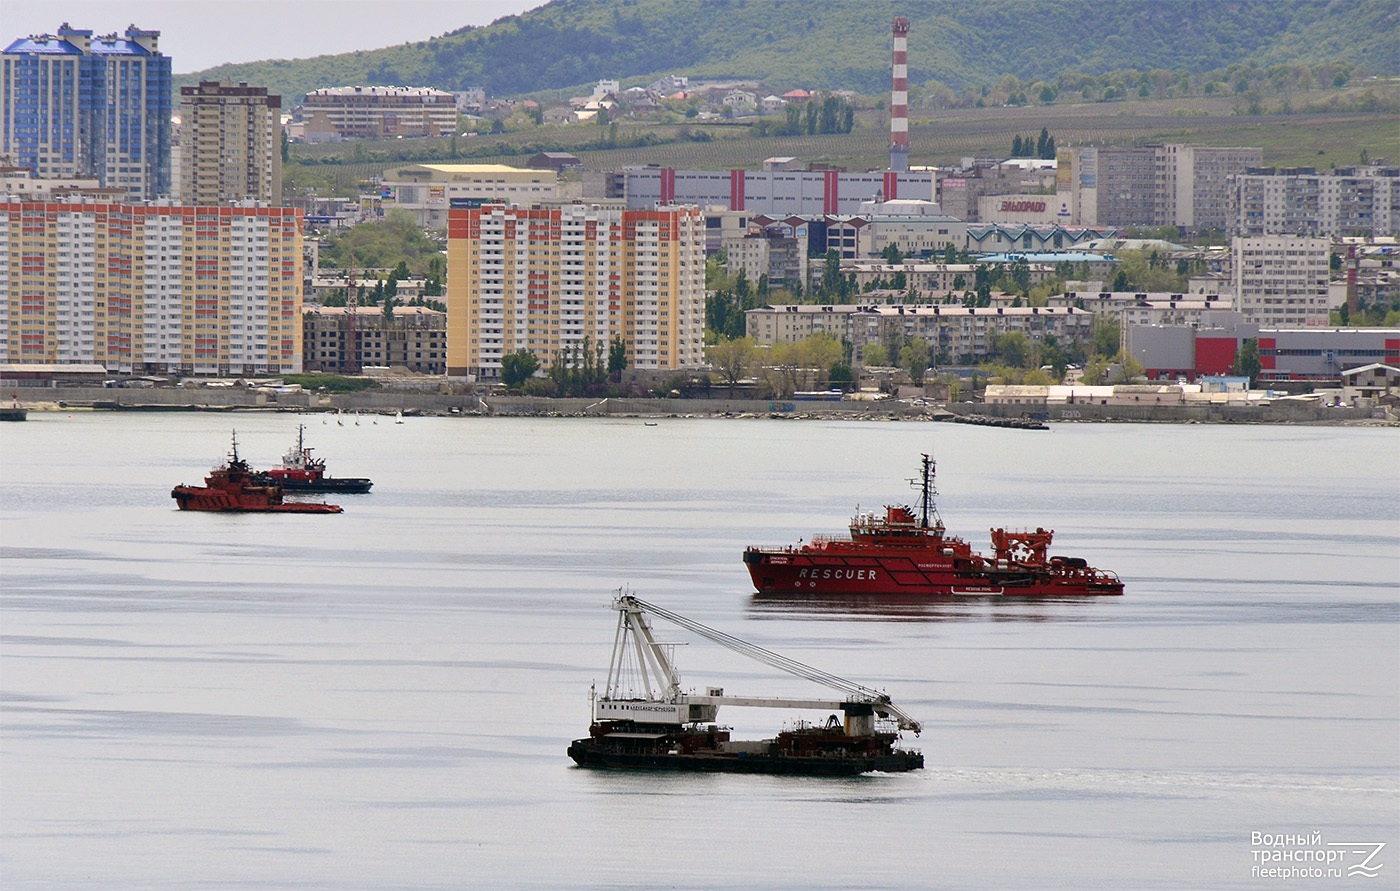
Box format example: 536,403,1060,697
1,413,1396,889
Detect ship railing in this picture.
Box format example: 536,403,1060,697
1046,563,1121,583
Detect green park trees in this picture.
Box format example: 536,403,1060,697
762,334,847,398
321,209,442,274
1010,128,1056,159
1231,338,1262,385
861,344,889,367
503,338,613,397
608,335,629,382
500,350,539,390
1081,351,1146,385
547,337,609,396
706,333,854,398
899,337,932,385
706,337,760,396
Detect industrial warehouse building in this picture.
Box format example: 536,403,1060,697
1128,322,1400,382
620,165,936,215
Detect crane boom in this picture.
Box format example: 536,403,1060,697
605,594,922,734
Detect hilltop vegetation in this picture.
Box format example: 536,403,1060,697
181,0,1395,104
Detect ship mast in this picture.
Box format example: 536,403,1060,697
914,453,944,532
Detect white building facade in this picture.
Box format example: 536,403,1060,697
1232,166,1399,238
1,200,302,374
1232,235,1331,327
446,203,705,380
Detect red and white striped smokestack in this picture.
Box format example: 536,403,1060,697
890,16,910,173
1346,244,1359,315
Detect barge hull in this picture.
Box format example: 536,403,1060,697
260,474,373,494
567,740,923,775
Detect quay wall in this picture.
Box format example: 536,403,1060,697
14,388,1386,425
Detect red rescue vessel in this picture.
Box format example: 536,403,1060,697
744,455,1122,597
171,433,343,513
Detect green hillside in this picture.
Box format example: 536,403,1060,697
181,0,1397,104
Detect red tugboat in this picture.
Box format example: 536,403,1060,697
743,455,1123,597
171,433,343,513
255,425,372,494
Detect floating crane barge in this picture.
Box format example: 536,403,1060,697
567,594,923,775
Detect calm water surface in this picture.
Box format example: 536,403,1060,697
2,414,1397,889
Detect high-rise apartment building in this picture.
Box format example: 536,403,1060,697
0,24,172,200
1092,145,1158,227
445,203,705,381
1232,166,1399,237
1231,235,1331,328
178,81,282,206
0,200,303,374
1058,144,1261,230
1158,144,1264,232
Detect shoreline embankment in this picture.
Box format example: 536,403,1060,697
7,387,1394,426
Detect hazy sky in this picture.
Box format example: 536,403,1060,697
2,0,545,73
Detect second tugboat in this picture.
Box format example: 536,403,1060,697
172,433,343,513
256,425,372,493
744,455,1123,597
567,593,923,775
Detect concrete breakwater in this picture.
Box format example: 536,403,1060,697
17,387,937,420
10,387,1390,425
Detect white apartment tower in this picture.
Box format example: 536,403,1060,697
1231,235,1331,328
